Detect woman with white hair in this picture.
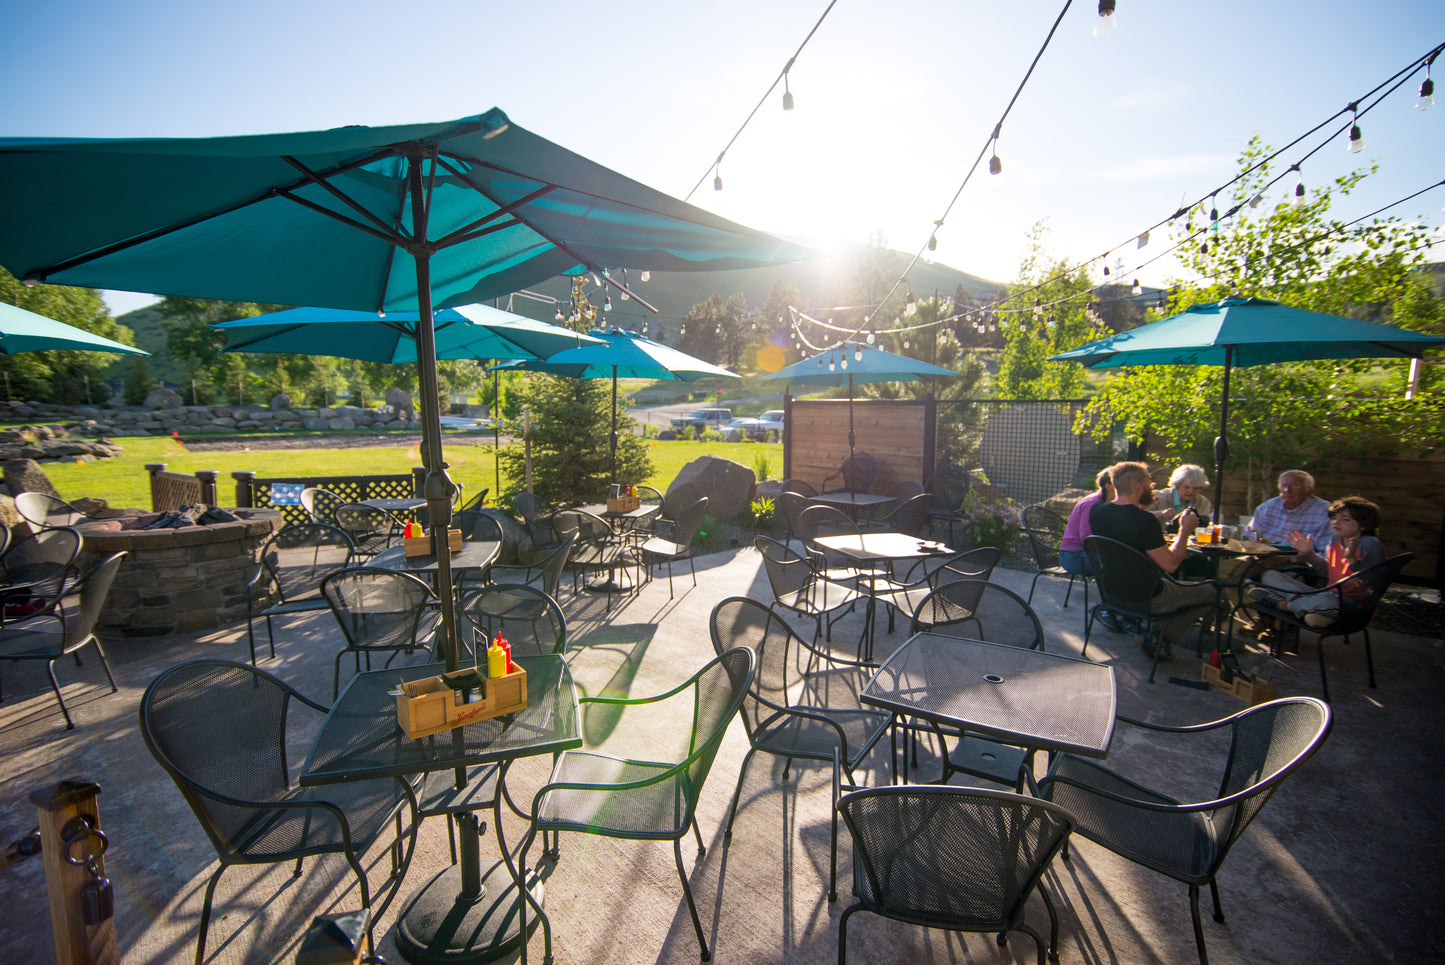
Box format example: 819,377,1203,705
1149,463,1213,527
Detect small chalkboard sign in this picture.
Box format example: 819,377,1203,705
270,483,304,506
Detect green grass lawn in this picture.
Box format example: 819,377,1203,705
40,434,783,510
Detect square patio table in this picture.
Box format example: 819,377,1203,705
360,496,428,516
371,538,499,588
809,491,898,521
813,532,953,661
861,633,1117,783
302,653,580,963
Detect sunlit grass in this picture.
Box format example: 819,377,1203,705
40,433,783,509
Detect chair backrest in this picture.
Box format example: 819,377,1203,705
301,487,345,524
452,509,504,543
881,480,926,502
15,492,88,529
59,551,126,647
321,566,436,652
825,452,878,493
881,492,935,537
906,545,1001,588
797,504,861,567
779,478,818,498
909,579,1045,650
333,503,403,557
139,659,304,858
1,526,83,601
710,596,840,744
1083,536,1163,618
259,522,356,603
777,491,814,543
1330,552,1415,628
459,583,567,657
675,647,756,816
514,491,551,520
925,464,972,514
1021,504,1067,571
755,535,814,599
1207,697,1333,866
667,497,709,552
459,486,490,512
838,785,1075,928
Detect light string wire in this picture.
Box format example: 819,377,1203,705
684,0,840,201
788,41,1444,349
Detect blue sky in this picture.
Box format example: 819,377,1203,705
3,0,1441,316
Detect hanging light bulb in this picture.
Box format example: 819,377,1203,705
1294,181,1307,207
989,152,1002,175
1131,278,1142,296
554,307,564,321
713,168,723,192
1032,297,1042,317
828,356,836,372
376,309,386,318
1249,192,1264,208
715,323,722,334
903,338,910,349
1347,121,1365,154
640,270,651,282
680,324,686,336
603,295,613,312
1102,264,1111,277
1094,0,1117,37
904,290,917,316
782,72,794,111
854,344,863,362
1418,76,1435,110
928,233,937,251
866,330,876,345
1137,230,1150,248
840,357,848,370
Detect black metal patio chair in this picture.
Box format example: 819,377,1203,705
320,566,439,699
639,496,708,597
838,785,1076,965
139,659,418,965
244,522,356,663
755,536,863,647
0,551,124,729
333,502,405,559
710,597,892,901
1021,503,1090,615
1037,696,1333,965
924,463,972,543
516,647,756,964
14,491,91,530
822,452,878,494
1,526,82,627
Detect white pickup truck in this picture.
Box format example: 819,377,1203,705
670,407,733,432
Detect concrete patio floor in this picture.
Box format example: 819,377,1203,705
1,543,1441,965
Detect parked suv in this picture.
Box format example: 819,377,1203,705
670,407,732,433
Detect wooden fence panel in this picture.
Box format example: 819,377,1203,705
785,399,930,492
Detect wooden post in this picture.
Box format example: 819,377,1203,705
232,470,257,508
194,470,219,506
29,780,118,965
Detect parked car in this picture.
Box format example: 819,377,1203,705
756,409,785,433
670,407,732,433
730,409,785,440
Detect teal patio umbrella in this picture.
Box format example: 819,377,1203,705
1050,296,1445,521
760,340,959,473
212,303,599,364
495,328,739,483
0,108,806,679
0,301,147,356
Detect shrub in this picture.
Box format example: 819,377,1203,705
699,428,725,442
640,422,661,439
747,497,776,529
677,425,695,441
753,451,770,482
955,495,1021,552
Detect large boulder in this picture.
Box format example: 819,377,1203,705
664,455,755,522
270,393,292,410
3,458,61,499
385,387,416,422
143,388,184,408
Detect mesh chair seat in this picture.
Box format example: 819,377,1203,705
534,751,692,838
246,522,356,664
226,777,414,861
752,707,891,763
639,496,708,597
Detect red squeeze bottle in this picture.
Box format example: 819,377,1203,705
498,635,515,673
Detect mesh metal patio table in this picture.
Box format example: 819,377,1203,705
813,532,953,662
301,653,580,963
861,633,1117,783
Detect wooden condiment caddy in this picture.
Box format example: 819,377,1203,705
606,494,641,513
1201,662,1275,706
394,665,528,739
402,528,463,557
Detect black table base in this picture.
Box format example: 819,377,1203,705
394,860,542,964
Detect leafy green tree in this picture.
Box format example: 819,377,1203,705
497,373,652,506
995,223,1106,400
121,356,158,405
1078,137,1440,509
0,268,139,404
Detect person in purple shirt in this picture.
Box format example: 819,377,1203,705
1060,467,1114,575
1250,470,1333,548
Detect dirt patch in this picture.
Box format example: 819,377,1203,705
179,432,508,452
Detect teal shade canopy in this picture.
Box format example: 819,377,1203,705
213,304,600,364
0,301,147,356
1049,296,1445,368
0,109,808,312
759,341,959,386
495,329,739,382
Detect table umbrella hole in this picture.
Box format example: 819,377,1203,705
984,674,1005,684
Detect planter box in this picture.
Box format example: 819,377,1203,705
1201,662,1275,706
403,529,463,557
395,666,528,740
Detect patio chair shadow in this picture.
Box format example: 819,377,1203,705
565,623,655,745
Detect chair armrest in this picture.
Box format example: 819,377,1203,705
1037,762,1275,814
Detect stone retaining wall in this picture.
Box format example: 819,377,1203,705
75,508,285,637
0,397,420,440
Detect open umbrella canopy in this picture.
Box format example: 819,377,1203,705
496,328,739,381
1048,296,1445,522
759,340,958,387
212,304,600,363
0,301,147,356
1049,296,1445,368
0,109,808,312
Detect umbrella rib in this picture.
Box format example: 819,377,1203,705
280,155,412,247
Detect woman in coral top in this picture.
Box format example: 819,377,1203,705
1249,496,1386,628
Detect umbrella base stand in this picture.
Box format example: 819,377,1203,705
583,564,641,594
394,860,543,964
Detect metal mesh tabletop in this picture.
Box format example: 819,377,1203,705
370,538,499,576
301,654,579,785
815,532,950,562
862,633,1116,758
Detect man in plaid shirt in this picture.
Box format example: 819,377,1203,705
1251,470,1334,548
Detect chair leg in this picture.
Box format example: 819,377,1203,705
724,747,757,837
1188,883,1210,965
673,836,711,961
1317,636,1332,704
1026,572,1041,605
344,851,376,962
245,612,258,665
1038,880,1061,963
90,638,118,694
1209,877,1225,923
1362,628,1377,688
44,657,74,729
196,864,226,965
829,749,839,902
838,904,858,965
1062,574,1075,608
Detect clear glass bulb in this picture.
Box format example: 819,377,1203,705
554,308,563,320
854,346,863,361
840,358,847,370
828,358,836,372
1347,124,1364,154
1419,78,1435,111
1131,279,1142,295
1294,182,1307,207
640,270,651,281
988,154,1002,175
603,297,613,311
620,291,629,300
866,332,875,344
1093,8,1116,37
713,172,723,191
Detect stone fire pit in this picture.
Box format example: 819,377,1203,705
75,507,285,637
